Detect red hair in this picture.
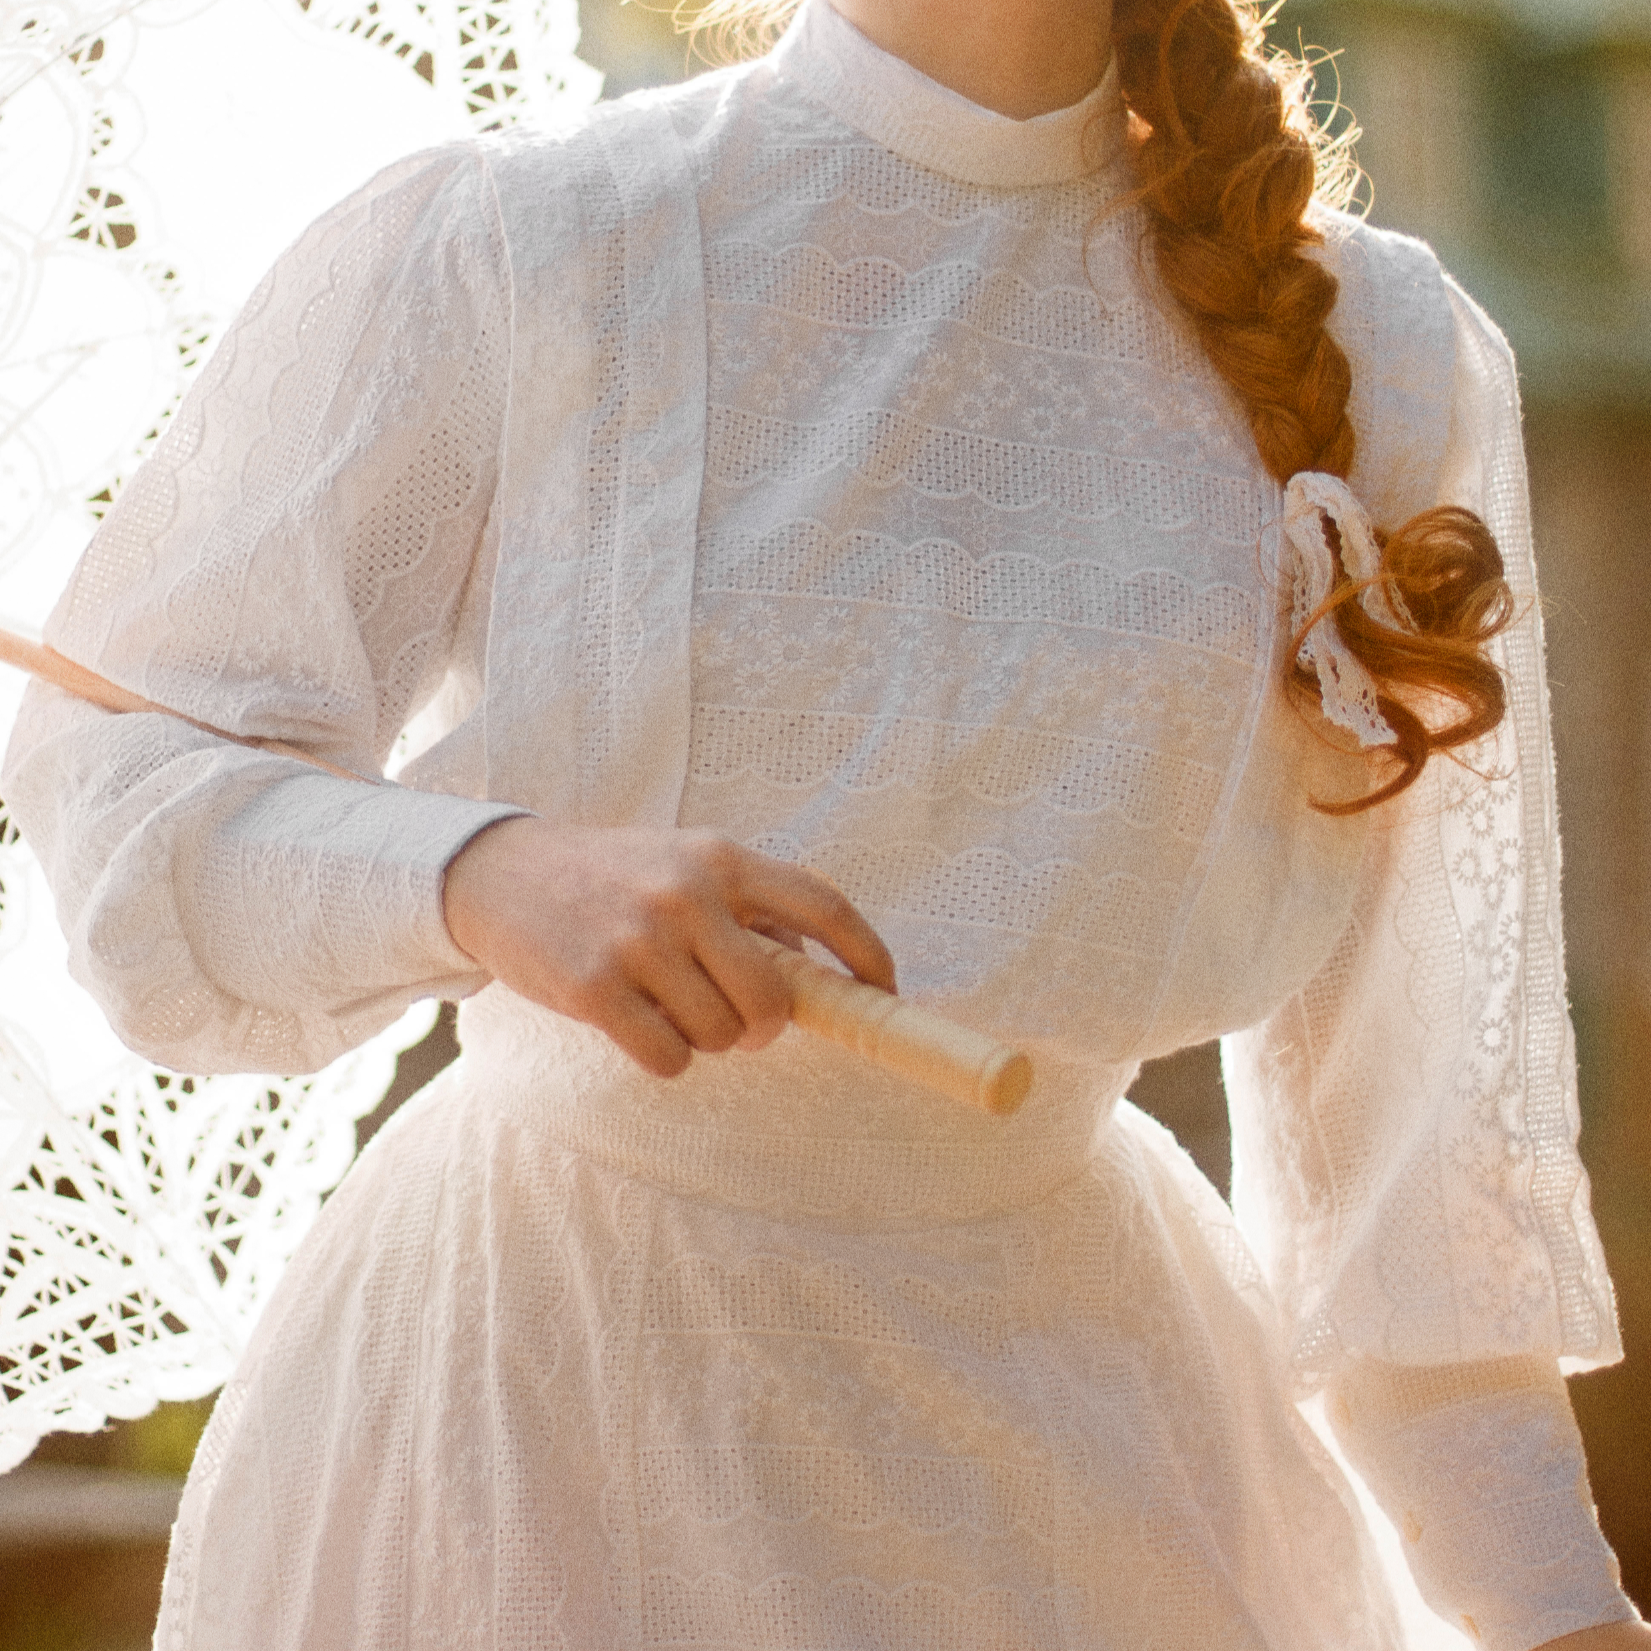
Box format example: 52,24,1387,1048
1110,0,1513,810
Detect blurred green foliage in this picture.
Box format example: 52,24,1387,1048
29,1397,216,1477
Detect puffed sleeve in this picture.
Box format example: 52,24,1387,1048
0,145,527,1077
1222,284,1635,1648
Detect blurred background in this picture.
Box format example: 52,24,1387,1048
2,0,1648,1643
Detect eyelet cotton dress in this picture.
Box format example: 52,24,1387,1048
3,3,1636,1648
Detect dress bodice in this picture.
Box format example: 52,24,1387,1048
459,984,1130,1228
671,0,1368,1063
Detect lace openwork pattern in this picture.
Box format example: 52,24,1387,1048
687,705,1224,835
1328,1357,1636,1651
0,974,434,1470
707,405,1272,537
680,69,1279,1052
639,1574,1087,1651
632,1443,1080,1536
0,0,595,1471
697,525,1263,656
705,241,1201,372
1222,285,1619,1380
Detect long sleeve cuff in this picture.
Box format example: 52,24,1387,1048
1328,1358,1639,1651
169,767,528,1057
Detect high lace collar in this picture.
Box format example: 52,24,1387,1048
771,0,1127,188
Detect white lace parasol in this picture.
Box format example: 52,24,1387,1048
0,0,599,1471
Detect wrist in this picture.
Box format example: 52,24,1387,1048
441,812,540,964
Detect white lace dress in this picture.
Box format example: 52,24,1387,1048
2,4,1638,1648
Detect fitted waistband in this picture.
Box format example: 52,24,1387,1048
455,985,1131,1228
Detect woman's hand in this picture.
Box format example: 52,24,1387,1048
1535,1623,1651,1650
442,817,896,1077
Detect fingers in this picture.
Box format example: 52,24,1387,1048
443,820,896,1079
629,842,894,1049
745,917,804,953
585,962,775,1077
584,880,878,1070
615,909,793,1060
692,917,796,1052
733,855,897,994
589,985,695,1079
628,933,748,1056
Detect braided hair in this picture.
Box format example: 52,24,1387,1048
1112,0,1511,810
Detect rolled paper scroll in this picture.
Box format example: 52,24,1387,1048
0,625,1033,1116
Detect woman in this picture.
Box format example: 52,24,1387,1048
5,0,1644,1644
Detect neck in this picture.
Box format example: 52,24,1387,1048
826,0,1113,120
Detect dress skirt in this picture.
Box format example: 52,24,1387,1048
154,986,1404,1651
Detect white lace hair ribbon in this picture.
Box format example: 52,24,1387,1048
1283,470,1407,748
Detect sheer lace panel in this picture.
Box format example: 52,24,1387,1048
705,241,1199,372
707,406,1270,538
1222,286,1620,1391
687,706,1223,835
698,526,1261,657
1440,282,1612,1364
